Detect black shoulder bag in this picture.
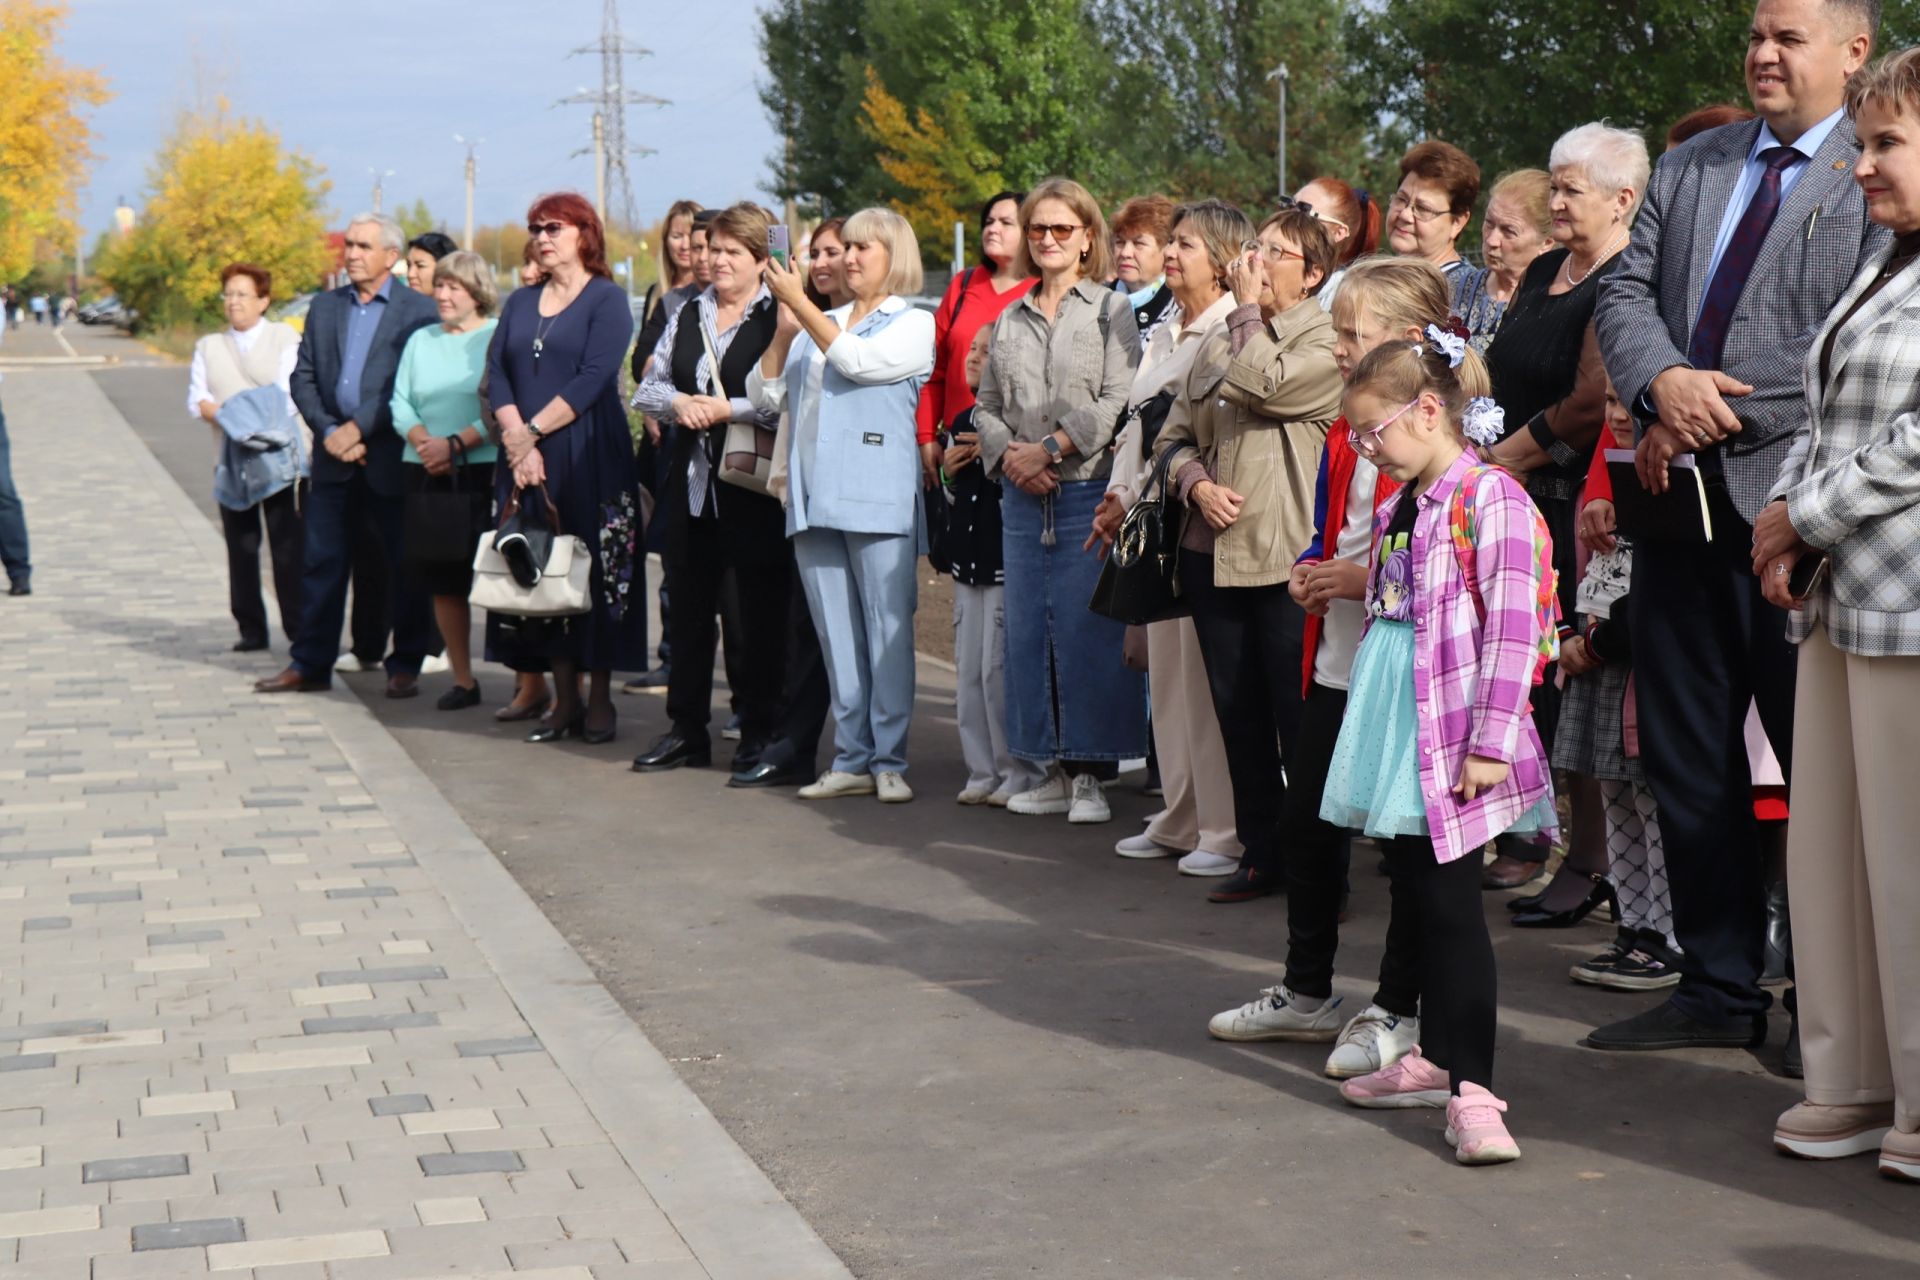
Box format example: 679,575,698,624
1087,443,1189,625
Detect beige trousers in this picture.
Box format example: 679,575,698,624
1788,625,1920,1131
1144,616,1241,856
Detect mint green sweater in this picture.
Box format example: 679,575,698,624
391,320,499,464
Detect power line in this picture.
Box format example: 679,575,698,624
556,0,668,230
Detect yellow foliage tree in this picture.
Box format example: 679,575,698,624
0,0,108,280
858,67,1005,265
98,105,331,329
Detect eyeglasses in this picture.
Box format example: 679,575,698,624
1347,398,1419,454
1388,191,1453,224
1026,222,1085,243
527,221,570,239
1244,238,1305,264
220,292,260,302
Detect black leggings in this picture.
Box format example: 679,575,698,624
1380,835,1497,1093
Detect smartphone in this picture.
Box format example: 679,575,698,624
1788,552,1830,602
768,225,791,268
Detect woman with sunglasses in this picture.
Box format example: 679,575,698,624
972,177,1143,825
486,192,642,744
1291,177,1382,311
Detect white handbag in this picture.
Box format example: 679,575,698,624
468,487,592,618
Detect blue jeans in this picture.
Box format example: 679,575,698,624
794,526,918,776
289,476,433,679
0,393,30,585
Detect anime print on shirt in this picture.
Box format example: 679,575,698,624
1370,498,1418,623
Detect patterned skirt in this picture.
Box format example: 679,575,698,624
1552,661,1641,783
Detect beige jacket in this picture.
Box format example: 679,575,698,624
1106,293,1237,509
1160,298,1343,588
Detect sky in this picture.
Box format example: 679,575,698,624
62,0,780,243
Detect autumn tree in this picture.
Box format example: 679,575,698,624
0,1,108,281
98,105,330,329
859,69,1006,265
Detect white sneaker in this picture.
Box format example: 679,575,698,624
956,786,995,805
985,788,1015,808
1114,833,1177,859
798,770,877,800
1208,986,1346,1042
334,653,373,672
1177,849,1239,877
1067,774,1110,824
875,772,913,803
1324,1004,1421,1080
420,653,451,675
1006,769,1070,815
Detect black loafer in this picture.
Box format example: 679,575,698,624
7,581,29,597
232,638,269,653
620,666,670,693
728,760,815,788
437,682,481,711
1207,867,1281,904
1585,1001,1767,1052
631,733,711,772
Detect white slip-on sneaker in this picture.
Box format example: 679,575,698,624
1177,849,1239,876
1324,1004,1421,1080
1067,773,1111,824
420,653,451,675
985,788,1014,808
1114,833,1178,859
1006,768,1071,815
875,772,913,803
1208,986,1346,1042
798,770,878,800
957,786,995,805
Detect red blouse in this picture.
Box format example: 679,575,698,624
915,267,1036,445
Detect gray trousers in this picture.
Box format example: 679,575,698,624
953,583,1047,798
794,527,918,776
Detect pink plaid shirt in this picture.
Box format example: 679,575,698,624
1363,453,1557,864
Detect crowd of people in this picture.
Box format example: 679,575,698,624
189,0,1915,1177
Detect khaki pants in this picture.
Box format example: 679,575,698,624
1144,616,1241,857
1789,625,1920,1131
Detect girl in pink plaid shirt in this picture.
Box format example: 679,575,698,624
1319,336,1559,1165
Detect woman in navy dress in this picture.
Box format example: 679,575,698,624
488,192,643,743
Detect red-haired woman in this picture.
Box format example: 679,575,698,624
1292,176,1381,310
486,192,643,743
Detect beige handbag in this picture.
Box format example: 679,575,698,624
697,312,776,497
468,486,592,618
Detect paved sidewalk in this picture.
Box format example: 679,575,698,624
0,367,849,1277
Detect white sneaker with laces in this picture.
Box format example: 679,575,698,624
1177,849,1238,876
1067,774,1110,824
1114,833,1177,859
956,786,995,805
1208,986,1346,1042
875,772,913,803
798,770,877,800
1006,769,1070,816
1324,1004,1421,1079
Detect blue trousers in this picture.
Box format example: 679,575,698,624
794,527,918,776
0,393,30,585
290,476,433,679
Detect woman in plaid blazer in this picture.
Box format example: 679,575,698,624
1753,48,1920,1182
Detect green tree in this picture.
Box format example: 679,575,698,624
394,198,438,241
859,68,1007,263
757,0,877,215
97,105,330,330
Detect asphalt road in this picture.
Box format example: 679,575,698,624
77,327,1920,1280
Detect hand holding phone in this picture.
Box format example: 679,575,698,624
768,225,791,268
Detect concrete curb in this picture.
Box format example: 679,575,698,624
93,370,855,1280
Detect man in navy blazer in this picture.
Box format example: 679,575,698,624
256,213,439,696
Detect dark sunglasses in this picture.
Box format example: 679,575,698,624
1026,222,1085,243
527,221,569,239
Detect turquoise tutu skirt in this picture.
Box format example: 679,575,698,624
1320,620,1553,842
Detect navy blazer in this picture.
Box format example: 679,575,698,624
290,280,440,495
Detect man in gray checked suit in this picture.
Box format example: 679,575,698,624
1592,0,1885,1055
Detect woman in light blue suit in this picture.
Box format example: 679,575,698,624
750,208,935,803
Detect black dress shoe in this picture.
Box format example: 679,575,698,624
7,581,29,597
581,711,617,746
1783,1014,1803,1078
731,738,767,773
1207,866,1281,904
1510,874,1617,929
728,759,814,788
437,682,481,711
1586,1001,1767,1051
630,733,711,772
232,638,269,653
1761,880,1792,986
1505,889,1547,913
527,711,586,744
621,665,670,694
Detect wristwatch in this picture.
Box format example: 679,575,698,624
1041,435,1063,461
526,421,545,441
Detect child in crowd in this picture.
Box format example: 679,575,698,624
942,327,1046,805
1554,380,1681,991
1316,334,1558,1164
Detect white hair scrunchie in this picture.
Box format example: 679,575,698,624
1425,323,1467,369
1462,396,1505,447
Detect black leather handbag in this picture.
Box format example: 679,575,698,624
1088,444,1189,626
404,438,490,572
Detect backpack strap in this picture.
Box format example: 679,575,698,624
1447,464,1562,685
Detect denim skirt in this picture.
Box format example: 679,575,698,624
1000,479,1146,762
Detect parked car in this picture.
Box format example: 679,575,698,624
78,296,127,325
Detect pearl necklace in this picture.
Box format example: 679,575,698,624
1563,226,1629,287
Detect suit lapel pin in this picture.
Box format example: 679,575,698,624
1834,160,1849,170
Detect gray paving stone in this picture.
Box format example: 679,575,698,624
0,847,89,861
455,1037,543,1058
102,827,165,838
325,887,398,900
351,859,416,869
0,1020,107,1043
81,1153,191,1183
147,930,222,947
130,1217,245,1250
22,916,71,931
301,1013,440,1035
367,1094,431,1117
70,889,142,904
241,797,303,808
0,1054,56,1073
220,847,265,858
315,967,446,987
418,1150,524,1176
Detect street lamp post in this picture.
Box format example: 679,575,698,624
369,168,395,215
455,135,483,251
1268,64,1290,202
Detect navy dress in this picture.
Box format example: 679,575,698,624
485,275,645,671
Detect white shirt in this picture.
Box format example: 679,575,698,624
186,321,298,419
746,295,936,420
1312,455,1380,691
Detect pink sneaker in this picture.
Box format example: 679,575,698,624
1339,1047,1450,1109
1445,1082,1521,1164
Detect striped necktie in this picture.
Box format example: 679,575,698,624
1688,146,1800,371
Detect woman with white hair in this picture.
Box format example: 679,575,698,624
1481,119,1652,901
751,207,935,803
